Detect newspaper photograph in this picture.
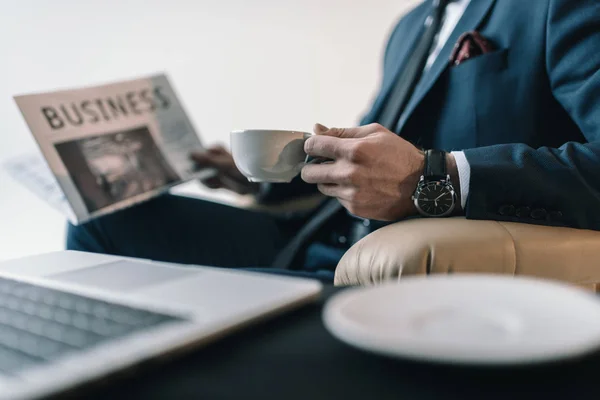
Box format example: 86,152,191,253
13,74,205,224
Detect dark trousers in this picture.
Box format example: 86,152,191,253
66,194,343,283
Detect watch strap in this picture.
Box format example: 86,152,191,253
424,149,447,179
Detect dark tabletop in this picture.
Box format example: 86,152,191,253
68,286,599,399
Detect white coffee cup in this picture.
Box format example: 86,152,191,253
230,129,312,183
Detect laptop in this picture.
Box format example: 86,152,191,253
0,250,322,399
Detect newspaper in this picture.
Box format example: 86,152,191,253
2,151,75,221
12,74,207,224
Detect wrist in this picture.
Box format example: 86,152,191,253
413,150,426,182
446,152,462,212
407,150,426,216
412,149,460,218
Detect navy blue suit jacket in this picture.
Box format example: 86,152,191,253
267,0,600,231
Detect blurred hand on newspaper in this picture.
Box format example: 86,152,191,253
190,146,259,195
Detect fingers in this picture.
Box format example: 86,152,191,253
189,151,207,163
206,145,230,155
191,148,226,189
304,135,348,159
190,152,217,168
199,175,223,189
313,123,329,134
316,183,348,199
306,123,385,160
190,144,231,161
301,162,349,184
190,149,234,170
316,123,381,139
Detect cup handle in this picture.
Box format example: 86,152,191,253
305,156,329,165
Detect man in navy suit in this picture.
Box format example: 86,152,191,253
67,0,600,281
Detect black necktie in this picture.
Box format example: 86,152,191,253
274,0,451,270
378,0,449,132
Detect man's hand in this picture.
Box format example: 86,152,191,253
301,123,425,221
190,146,259,195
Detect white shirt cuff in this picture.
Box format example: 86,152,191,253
450,151,470,209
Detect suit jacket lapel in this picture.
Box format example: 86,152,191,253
395,0,497,133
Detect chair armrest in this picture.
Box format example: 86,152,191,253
335,217,600,291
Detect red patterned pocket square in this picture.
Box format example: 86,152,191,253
450,31,496,66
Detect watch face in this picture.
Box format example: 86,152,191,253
416,181,455,216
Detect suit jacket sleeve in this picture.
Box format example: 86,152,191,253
463,0,600,230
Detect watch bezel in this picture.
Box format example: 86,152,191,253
412,175,457,217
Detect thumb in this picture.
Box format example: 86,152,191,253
313,123,329,135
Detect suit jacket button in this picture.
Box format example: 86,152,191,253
549,211,563,220
498,205,515,216
515,206,531,218
531,208,547,220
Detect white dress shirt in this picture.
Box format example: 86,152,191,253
423,0,472,209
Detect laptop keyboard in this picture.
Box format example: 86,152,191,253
0,275,184,377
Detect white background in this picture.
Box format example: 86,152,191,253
0,0,420,262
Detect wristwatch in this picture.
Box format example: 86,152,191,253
412,149,456,217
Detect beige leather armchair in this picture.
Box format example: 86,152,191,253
238,190,600,291
335,217,600,291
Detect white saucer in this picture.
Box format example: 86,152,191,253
323,275,600,365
